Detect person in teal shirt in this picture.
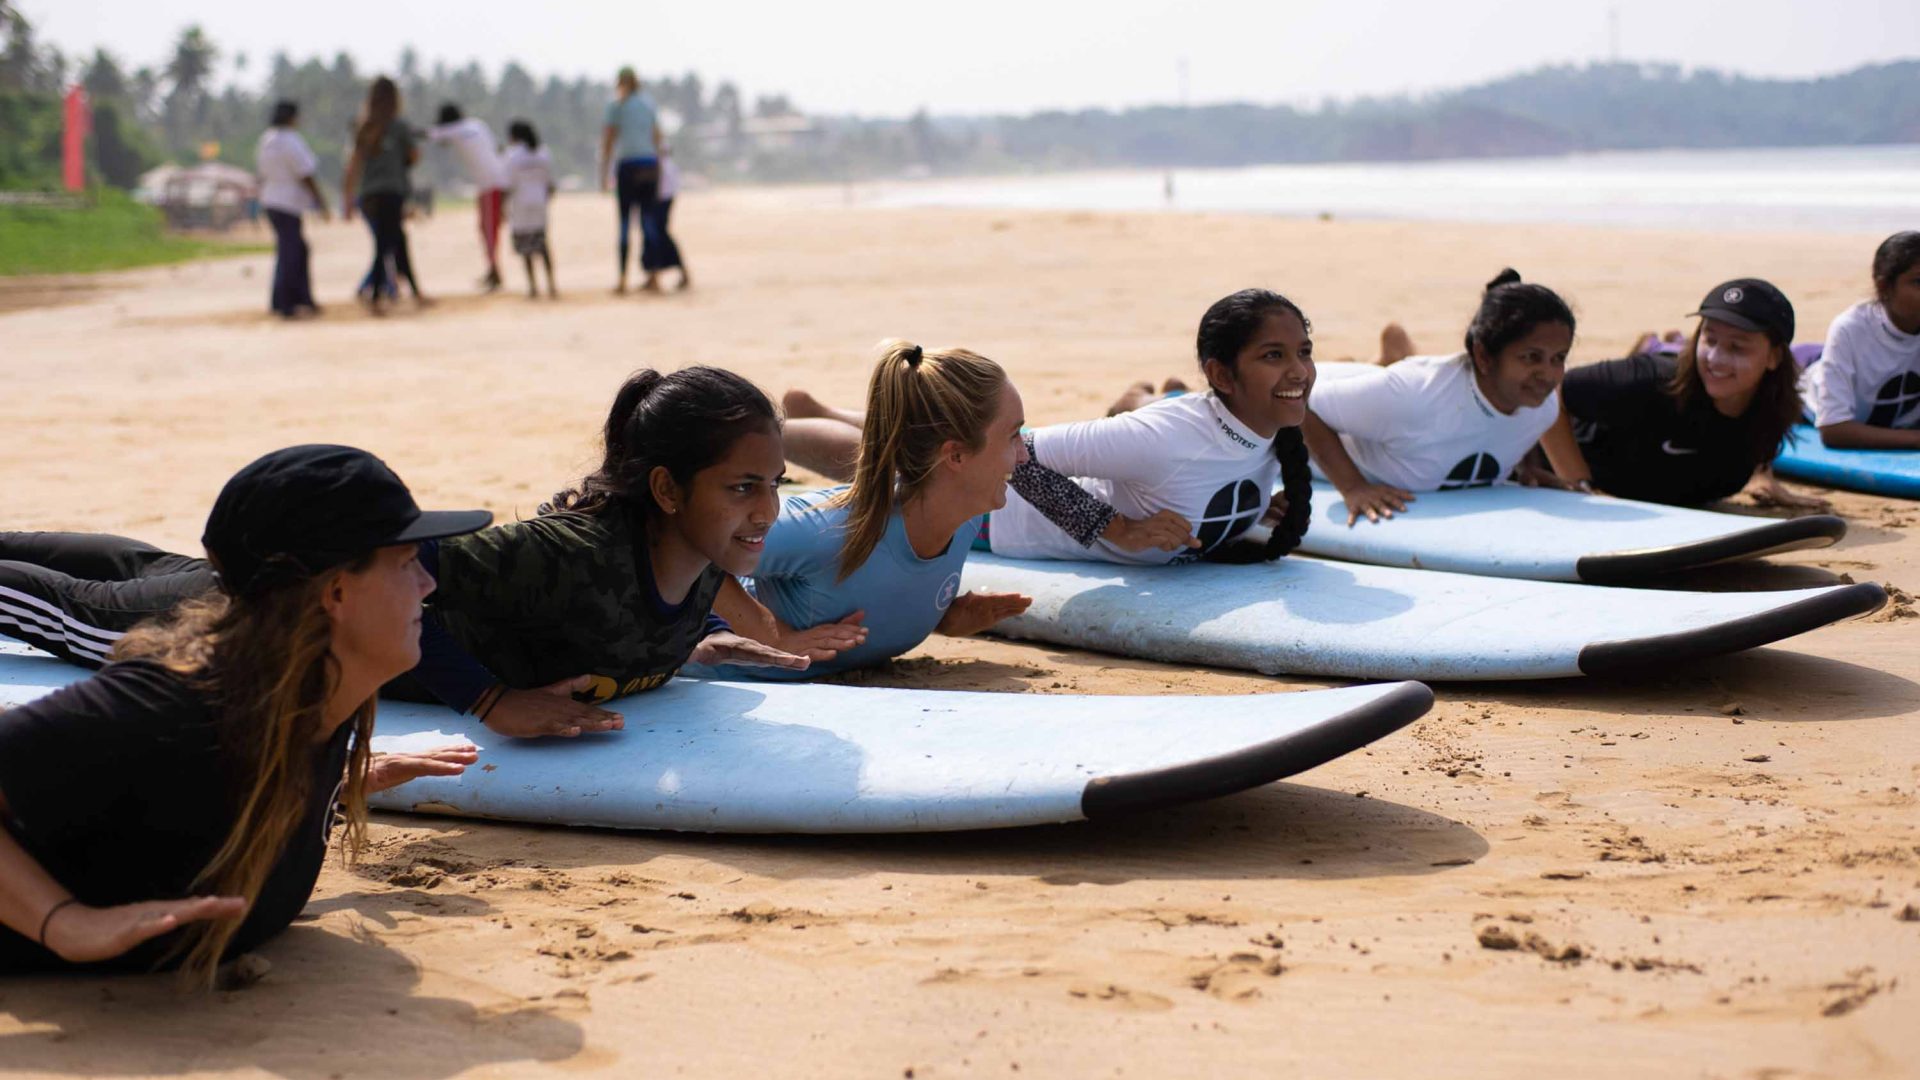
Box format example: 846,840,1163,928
712,340,1037,678
599,67,677,293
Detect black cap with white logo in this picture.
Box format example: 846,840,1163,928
1691,278,1795,345
201,444,492,597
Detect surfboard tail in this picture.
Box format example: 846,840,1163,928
1576,582,1887,676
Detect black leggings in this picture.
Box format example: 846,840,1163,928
360,191,421,298
615,159,660,277
0,533,214,668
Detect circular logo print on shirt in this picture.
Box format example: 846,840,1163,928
1194,479,1266,552
1868,372,1920,429
1723,287,1745,304
935,572,962,611
1439,453,1501,490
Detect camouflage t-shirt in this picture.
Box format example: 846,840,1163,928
428,508,725,704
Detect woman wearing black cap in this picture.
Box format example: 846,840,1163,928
1561,278,1828,509
0,445,490,982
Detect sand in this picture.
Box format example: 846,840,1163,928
1,188,1916,1079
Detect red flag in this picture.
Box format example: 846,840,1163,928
63,87,91,192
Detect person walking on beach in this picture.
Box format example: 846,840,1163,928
255,100,329,319
427,103,509,292
599,67,668,294
343,76,429,314
504,119,557,299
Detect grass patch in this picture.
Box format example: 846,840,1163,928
0,190,265,276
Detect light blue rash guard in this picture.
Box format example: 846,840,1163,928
602,94,660,163
713,487,982,680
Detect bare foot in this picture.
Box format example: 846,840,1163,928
612,281,628,296
674,270,692,292
1107,380,1158,417
639,274,662,294
1377,323,1415,366
783,388,831,420
1160,376,1189,393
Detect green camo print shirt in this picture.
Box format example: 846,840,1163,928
428,508,724,703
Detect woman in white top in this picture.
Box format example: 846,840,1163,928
1803,232,1920,449
1304,269,1589,524
254,101,329,319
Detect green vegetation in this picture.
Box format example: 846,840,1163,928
0,189,253,275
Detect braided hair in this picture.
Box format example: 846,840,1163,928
1193,288,1315,563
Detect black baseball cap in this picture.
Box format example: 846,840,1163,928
201,445,492,597
1691,278,1795,344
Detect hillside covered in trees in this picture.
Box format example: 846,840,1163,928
1,4,1915,194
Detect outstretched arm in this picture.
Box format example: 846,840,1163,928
0,789,245,965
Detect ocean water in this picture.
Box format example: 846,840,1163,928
862,145,1920,234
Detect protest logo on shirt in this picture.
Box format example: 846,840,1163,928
1193,479,1266,553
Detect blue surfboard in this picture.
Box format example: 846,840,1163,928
1773,424,1920,499
0,641,1431,834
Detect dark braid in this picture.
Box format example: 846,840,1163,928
1192,288,1316,564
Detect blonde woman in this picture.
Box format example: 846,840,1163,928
711,341,1040,676
0,446,489,983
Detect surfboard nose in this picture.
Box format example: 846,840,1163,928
1577,581,1888,676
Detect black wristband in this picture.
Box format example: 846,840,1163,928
38,896,80,949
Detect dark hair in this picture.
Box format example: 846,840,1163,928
352,77,399,161
1872,232,1920,303
543,367,779,519
508,119,539,150
1464,269,1576,360
1193,288,1314,562
1667,322,1802,465
269,100,298,126
437,102,462,124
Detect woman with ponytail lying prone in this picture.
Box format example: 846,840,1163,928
708,339,1039,677
1302,269,1589,525
760,287,1316,658
0,445,490,980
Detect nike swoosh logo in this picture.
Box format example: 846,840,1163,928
1661,440,1699,455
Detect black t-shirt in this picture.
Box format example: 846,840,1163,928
0,661,351,972
1562,354,1762,506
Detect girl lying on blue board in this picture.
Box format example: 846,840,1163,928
1801,231,1920,450
708,340,1036,677
0,368,808,738
1299,269,1590,525
0,445,489,980
977,288,1316,565
1561,277,1825,510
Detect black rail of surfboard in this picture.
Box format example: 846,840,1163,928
1573,514,1846,583
1577,581,1885,676
1080,680,1433,819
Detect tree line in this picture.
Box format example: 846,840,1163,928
2,4,1915,195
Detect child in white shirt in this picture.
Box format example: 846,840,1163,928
1802,232,1920,448
503,120,557,299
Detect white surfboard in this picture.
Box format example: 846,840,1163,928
1299,485,1844,582
1301,360,1843,580
0,642,1431,834
961,553,1883,681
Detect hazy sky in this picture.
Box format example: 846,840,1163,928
26,0,1920,116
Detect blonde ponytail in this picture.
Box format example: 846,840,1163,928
830,339,1006,580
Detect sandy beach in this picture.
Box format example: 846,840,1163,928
1,188,1915,1079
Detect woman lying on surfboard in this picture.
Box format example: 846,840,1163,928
0,368,809,739
1301,269,1589,526
1801,231,1920,450
1560,278,1825,509
707,340,1037,677
0,445,489,980
977,287,1316,565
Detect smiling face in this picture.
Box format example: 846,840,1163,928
1204,309,1315,439
324,544,435,682
658,425,786,577
1473,321,1573,413
934,379,1029,515
1693,317,1781,409
1881,261,1920,335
